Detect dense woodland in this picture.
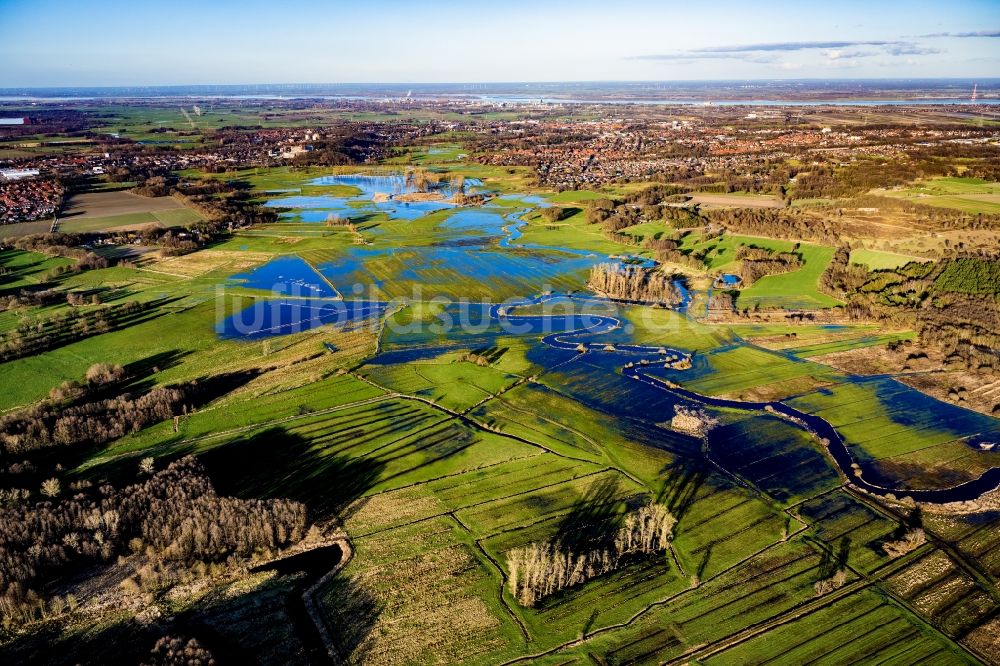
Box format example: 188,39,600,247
0,457,308,627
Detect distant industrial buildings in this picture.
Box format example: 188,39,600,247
0,168,40,181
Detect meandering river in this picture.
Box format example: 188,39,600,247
225,175,1000,505
496,294,1000,505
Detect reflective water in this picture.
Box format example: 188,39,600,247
265,173,482,222
216,298,387,340
228,255,338,297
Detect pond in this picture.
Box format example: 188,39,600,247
716,273,741,287
228,255,338,298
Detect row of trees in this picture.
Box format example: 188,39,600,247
0,299,150,362
507,503,676,606
0,386,184,454
703,208,843,245
818,246,870,300
0,288,63,312
7,233,109,273
0,362,183,454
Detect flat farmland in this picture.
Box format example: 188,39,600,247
702,587,976,665
884,548,1000,648
686,191,784,208
316,517,526,666
58,190,204,231
546,541,832,663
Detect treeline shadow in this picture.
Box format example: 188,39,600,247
554,476,628,553
199,427,385,521
657,460,710,523
319,575,383,664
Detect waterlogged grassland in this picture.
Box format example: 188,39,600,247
623,306,734,351
314,247,593,301
788,379,1000,482
709,412,841,505
681,345,836,399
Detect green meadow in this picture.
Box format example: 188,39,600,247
1,142,996,666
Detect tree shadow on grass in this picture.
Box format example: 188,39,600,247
0,618,161,666
554,476,628,553
123,349,190,379
812,535,852,580
199,427,385,522
657,461,710,523
71,367,267,487
319,574,383,665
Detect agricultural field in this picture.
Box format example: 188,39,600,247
849,247,923,270
57,190,205,232
878,177,1000,214
736,243,842,309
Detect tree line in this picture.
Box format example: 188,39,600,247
735,245,802,285
506,502,676,606
588,263,683,306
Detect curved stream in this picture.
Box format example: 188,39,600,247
252,180,999,505
495,294,1000,505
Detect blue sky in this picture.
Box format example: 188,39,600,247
0,0,998,86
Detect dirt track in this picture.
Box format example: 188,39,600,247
687,193,783,208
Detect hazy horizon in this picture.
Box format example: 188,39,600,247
3,77,1000,90
1,0,998,87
